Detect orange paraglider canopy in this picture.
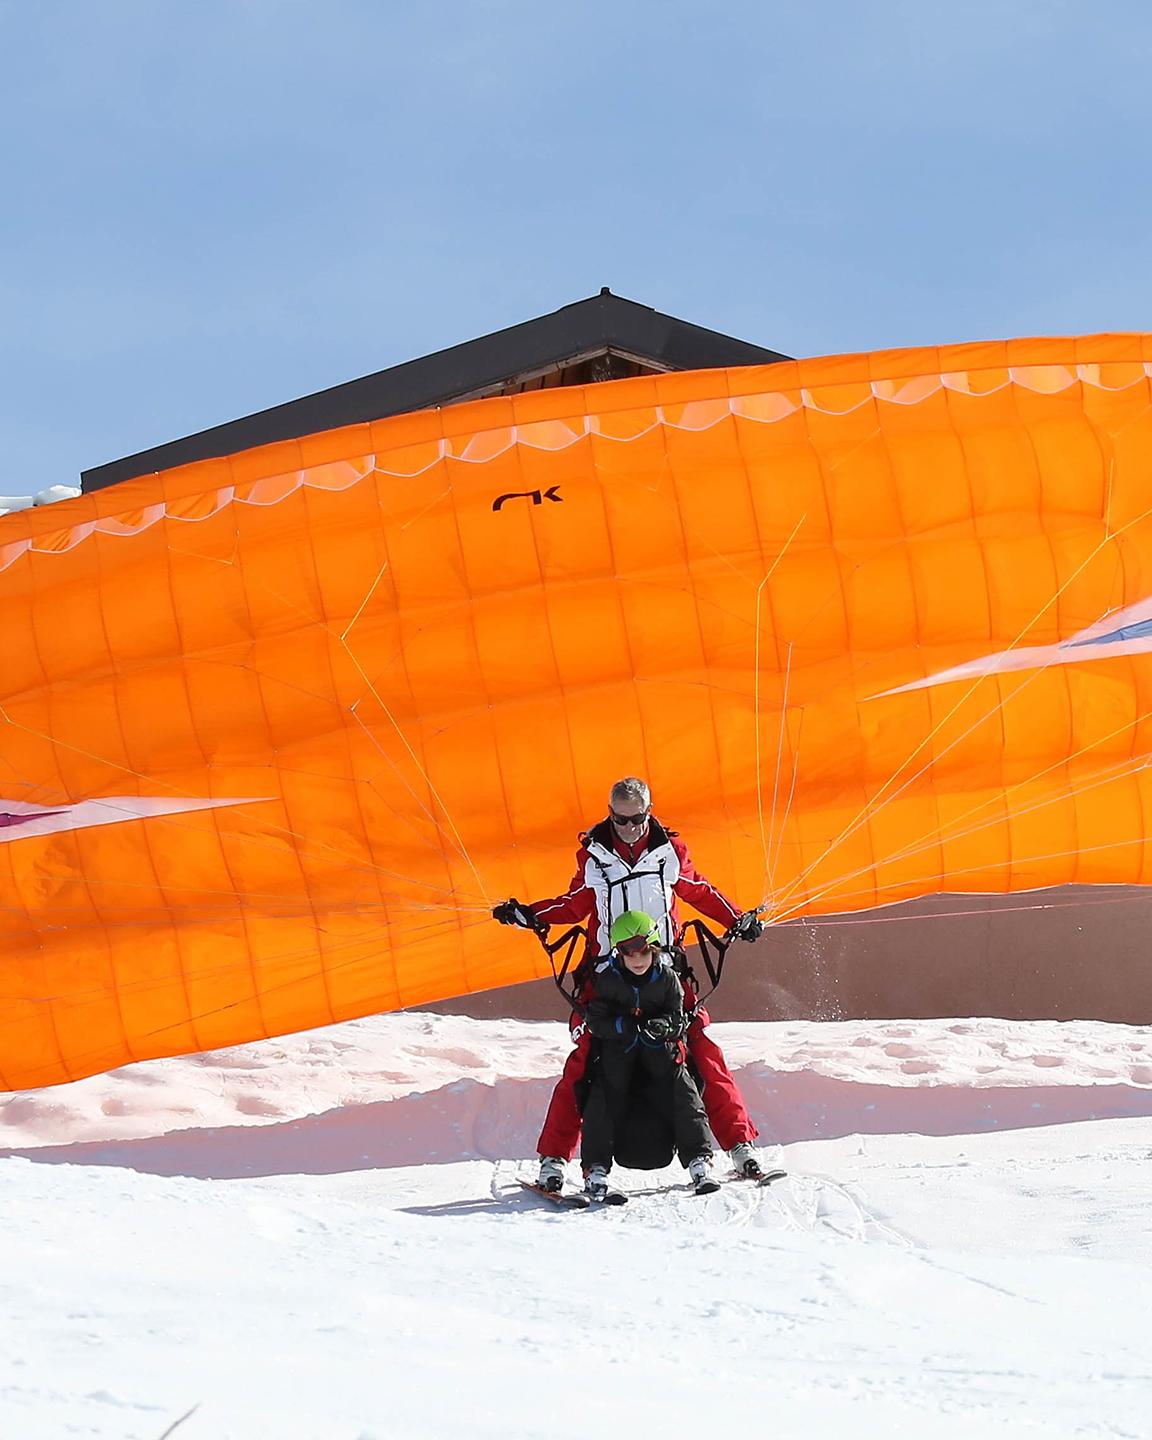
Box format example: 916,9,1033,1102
4,333,1152,1089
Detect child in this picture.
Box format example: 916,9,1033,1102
580,909,719,1199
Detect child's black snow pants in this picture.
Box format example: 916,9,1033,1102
580,1039,712,1173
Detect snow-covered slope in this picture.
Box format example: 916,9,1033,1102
3,1014,1152,1438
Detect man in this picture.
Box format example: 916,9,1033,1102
493,776,767,1192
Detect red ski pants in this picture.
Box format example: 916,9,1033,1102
535,1011,760,1159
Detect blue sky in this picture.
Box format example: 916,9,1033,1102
1,1,1149,492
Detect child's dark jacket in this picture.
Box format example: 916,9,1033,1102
584,953,686,1047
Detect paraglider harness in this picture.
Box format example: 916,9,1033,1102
519,910,736,1021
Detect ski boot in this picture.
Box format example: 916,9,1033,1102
537,1156,566,1195
730,1141,764,1180
583,1165,610,1201
688,1154,721,1195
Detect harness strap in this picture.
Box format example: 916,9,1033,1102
675,919,732,1014
532,919,734,1020
535,924,590,1015
587,846,678,949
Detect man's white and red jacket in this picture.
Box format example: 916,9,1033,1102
528,816,741,956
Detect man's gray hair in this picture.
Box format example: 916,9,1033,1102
609,777,651,811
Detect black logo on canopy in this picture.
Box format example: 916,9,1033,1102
492,486,563,512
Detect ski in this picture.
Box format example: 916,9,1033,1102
518,1172,784,1206
730,1167,787,1187
691,1168,784,1196
519,1180,591,1209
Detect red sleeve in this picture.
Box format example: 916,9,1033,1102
529,849,596,927
671,836,742,928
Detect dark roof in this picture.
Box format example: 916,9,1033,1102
82,290,791,492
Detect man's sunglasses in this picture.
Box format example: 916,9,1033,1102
616,935,655,955
610,809,649,828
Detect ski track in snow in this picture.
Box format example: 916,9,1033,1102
3,1013,1152,1439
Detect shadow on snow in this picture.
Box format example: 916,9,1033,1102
4,1064,1152,1181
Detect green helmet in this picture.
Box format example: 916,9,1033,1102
609,909,660,950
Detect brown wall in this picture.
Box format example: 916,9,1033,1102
420,886,1152,1024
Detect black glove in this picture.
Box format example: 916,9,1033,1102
492,898,543,933
640,1014,685,1042
730,910,765,943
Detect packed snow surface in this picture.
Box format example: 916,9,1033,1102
3,1013,1152,1438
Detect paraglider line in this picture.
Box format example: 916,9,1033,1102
773,828,1152,926
780,706,1152,922
773,747,1152,921
761,640,793,904
809,700,1152,912
340,557,390,643
0,707,480,904
346,683,488,898
201,561,487,892
764,709,804,911
780,887,1152,929
0,895,490,938
773,498,1152,916
2,910,492,1016
751,516,806,898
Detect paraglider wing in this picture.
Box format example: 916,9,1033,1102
4,335,1152,1089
